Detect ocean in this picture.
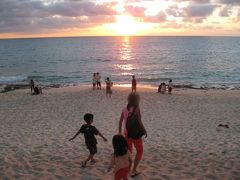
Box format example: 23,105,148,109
0,36,239,90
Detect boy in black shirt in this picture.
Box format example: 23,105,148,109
69,113,107,167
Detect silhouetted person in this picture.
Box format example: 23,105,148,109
69,113,107,167
105,77,113,98
132,75,137,92
158,83,162,93
33,86,42,95
92,73,97,90
30,79,35,93
168,79,173,94
96,72,101,89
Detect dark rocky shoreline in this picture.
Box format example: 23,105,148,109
0,84,61,93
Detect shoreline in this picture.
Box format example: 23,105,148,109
1,82,240,94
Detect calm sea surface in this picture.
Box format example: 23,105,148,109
0,36,239,89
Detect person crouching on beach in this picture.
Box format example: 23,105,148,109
105,77,113,98
108,134,132,180
69,113,107,167
132,75,137,92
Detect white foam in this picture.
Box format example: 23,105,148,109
0,76,27,83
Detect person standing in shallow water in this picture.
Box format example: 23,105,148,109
118,93,147,177
96,72,101,89
132,76,137,92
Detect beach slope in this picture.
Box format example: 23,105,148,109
0,86,240,179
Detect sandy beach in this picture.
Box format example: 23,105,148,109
0,86,240,180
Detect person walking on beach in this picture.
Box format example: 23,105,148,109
118,93,147,177
105,77,113,98
69,113,107,168
92,73,97,90
96,72,102,89
108,134,132,180
30,79,35,93
132,76,137,92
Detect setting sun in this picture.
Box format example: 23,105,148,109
106,15,138,36
104,15,156,36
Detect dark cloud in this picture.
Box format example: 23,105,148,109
217,0,240,5
0,0,117,34
48,1,116,17
143,12,166,23
183,4,218,17
174,0,210,3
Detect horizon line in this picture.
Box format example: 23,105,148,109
0,35,240,40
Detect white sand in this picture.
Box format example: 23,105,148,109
0,86,240,180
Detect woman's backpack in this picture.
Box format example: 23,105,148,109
126,108,145,139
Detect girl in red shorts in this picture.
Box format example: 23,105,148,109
108,134,132,180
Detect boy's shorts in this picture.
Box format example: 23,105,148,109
86,143,97,155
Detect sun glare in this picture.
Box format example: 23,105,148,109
107,15,138,36
116,15,138,36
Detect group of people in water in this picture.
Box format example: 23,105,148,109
69,92,147,179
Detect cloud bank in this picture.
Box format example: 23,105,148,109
0,0,239,37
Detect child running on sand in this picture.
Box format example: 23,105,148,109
132,75,137,92
69,113,107,167
108,134,132,180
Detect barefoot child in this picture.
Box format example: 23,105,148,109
108,134,132,180
69,113,107,167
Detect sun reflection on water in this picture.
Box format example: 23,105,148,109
119,36,132,61
114,36,137,77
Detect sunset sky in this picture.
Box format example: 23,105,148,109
0,0,240,38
